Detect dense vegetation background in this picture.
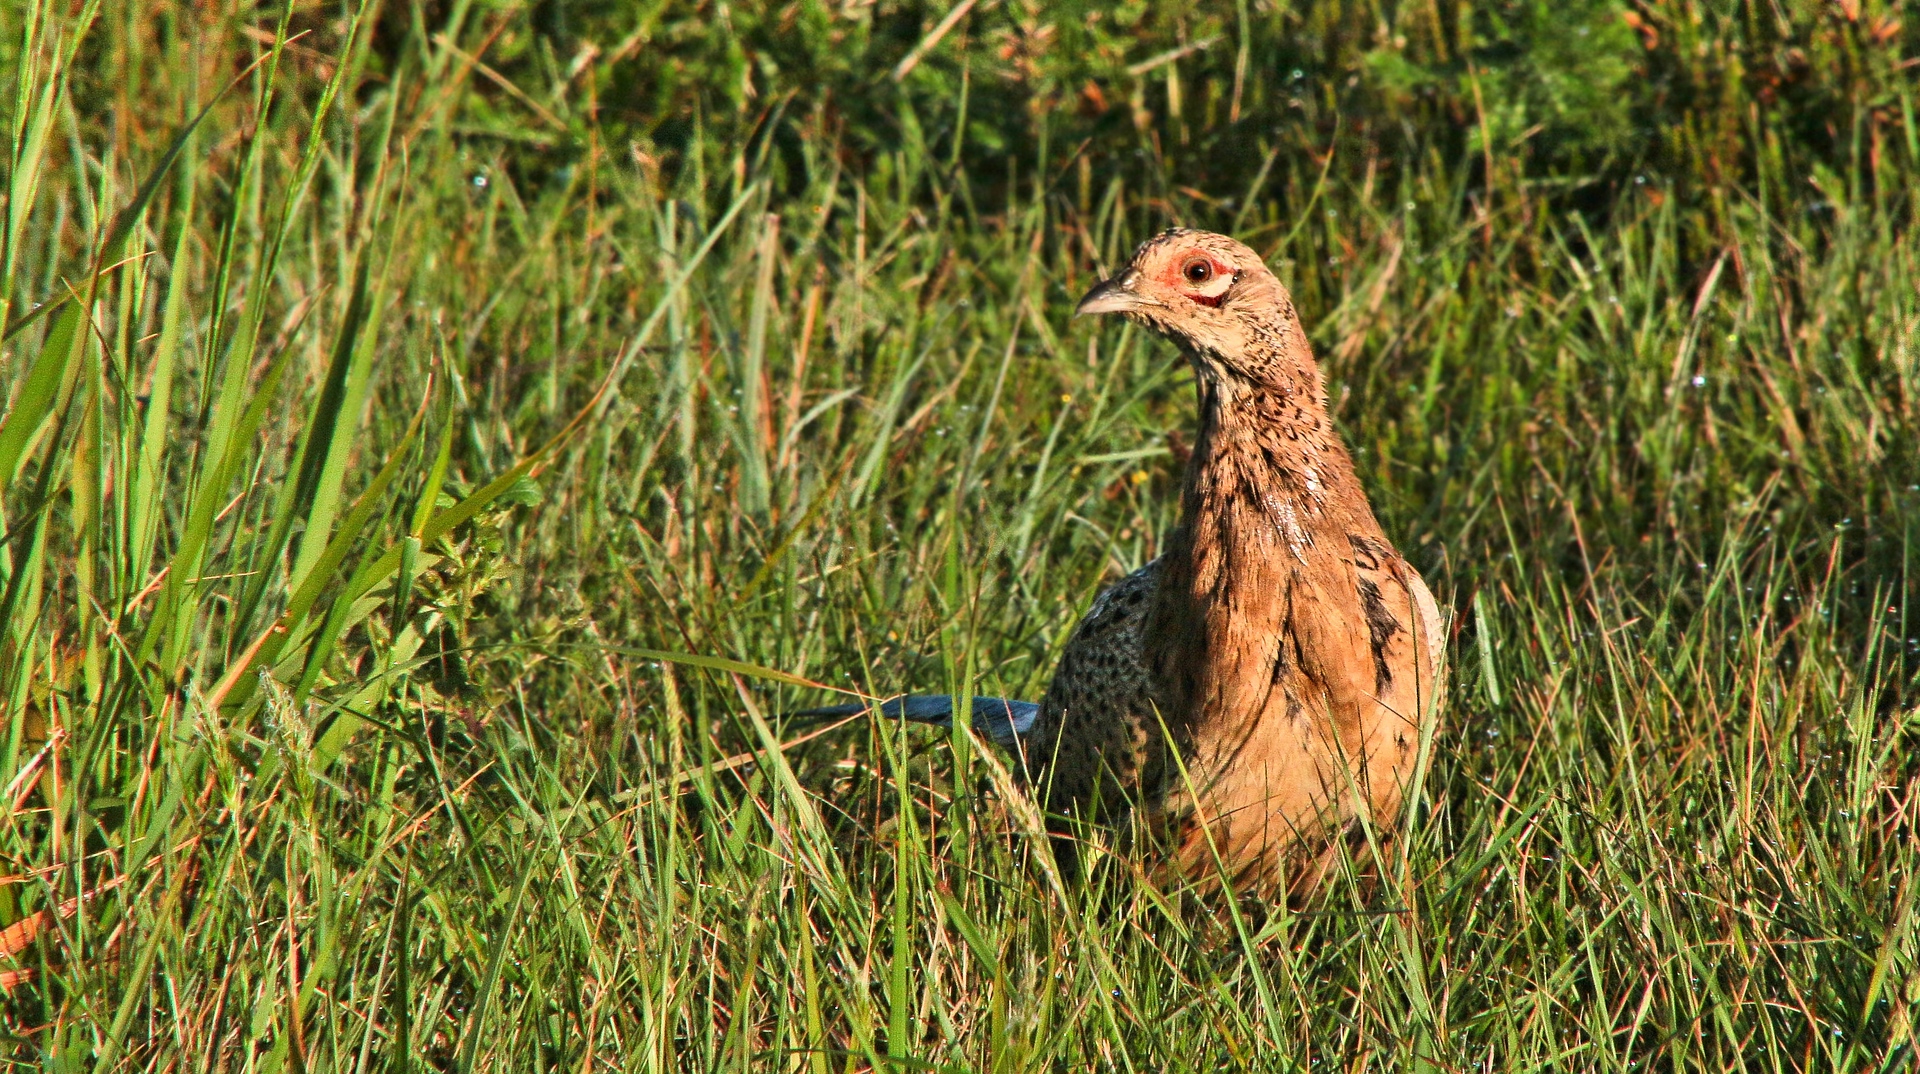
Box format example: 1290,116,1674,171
1,0,1917,1068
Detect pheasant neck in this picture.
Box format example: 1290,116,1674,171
1182,365,1366,554
1149,365,1375,739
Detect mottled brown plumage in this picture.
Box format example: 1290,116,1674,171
1024,228,1447,895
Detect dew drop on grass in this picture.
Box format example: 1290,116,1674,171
1692,374,1706,387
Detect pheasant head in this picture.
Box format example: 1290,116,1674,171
1076,228,1315,393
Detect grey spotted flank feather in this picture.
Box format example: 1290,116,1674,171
800,229,1446,895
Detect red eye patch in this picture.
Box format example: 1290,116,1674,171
1172,255,1235,307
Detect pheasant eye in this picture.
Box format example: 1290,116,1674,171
1181,258,1214,284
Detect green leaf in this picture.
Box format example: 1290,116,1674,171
0,298,82,488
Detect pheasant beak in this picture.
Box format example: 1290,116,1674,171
1075,272,1144,317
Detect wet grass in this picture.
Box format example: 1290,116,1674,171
1,0,1917,1069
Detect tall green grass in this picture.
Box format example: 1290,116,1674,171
0,0,1916,1069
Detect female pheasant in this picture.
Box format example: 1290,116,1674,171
807,229,1445,894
